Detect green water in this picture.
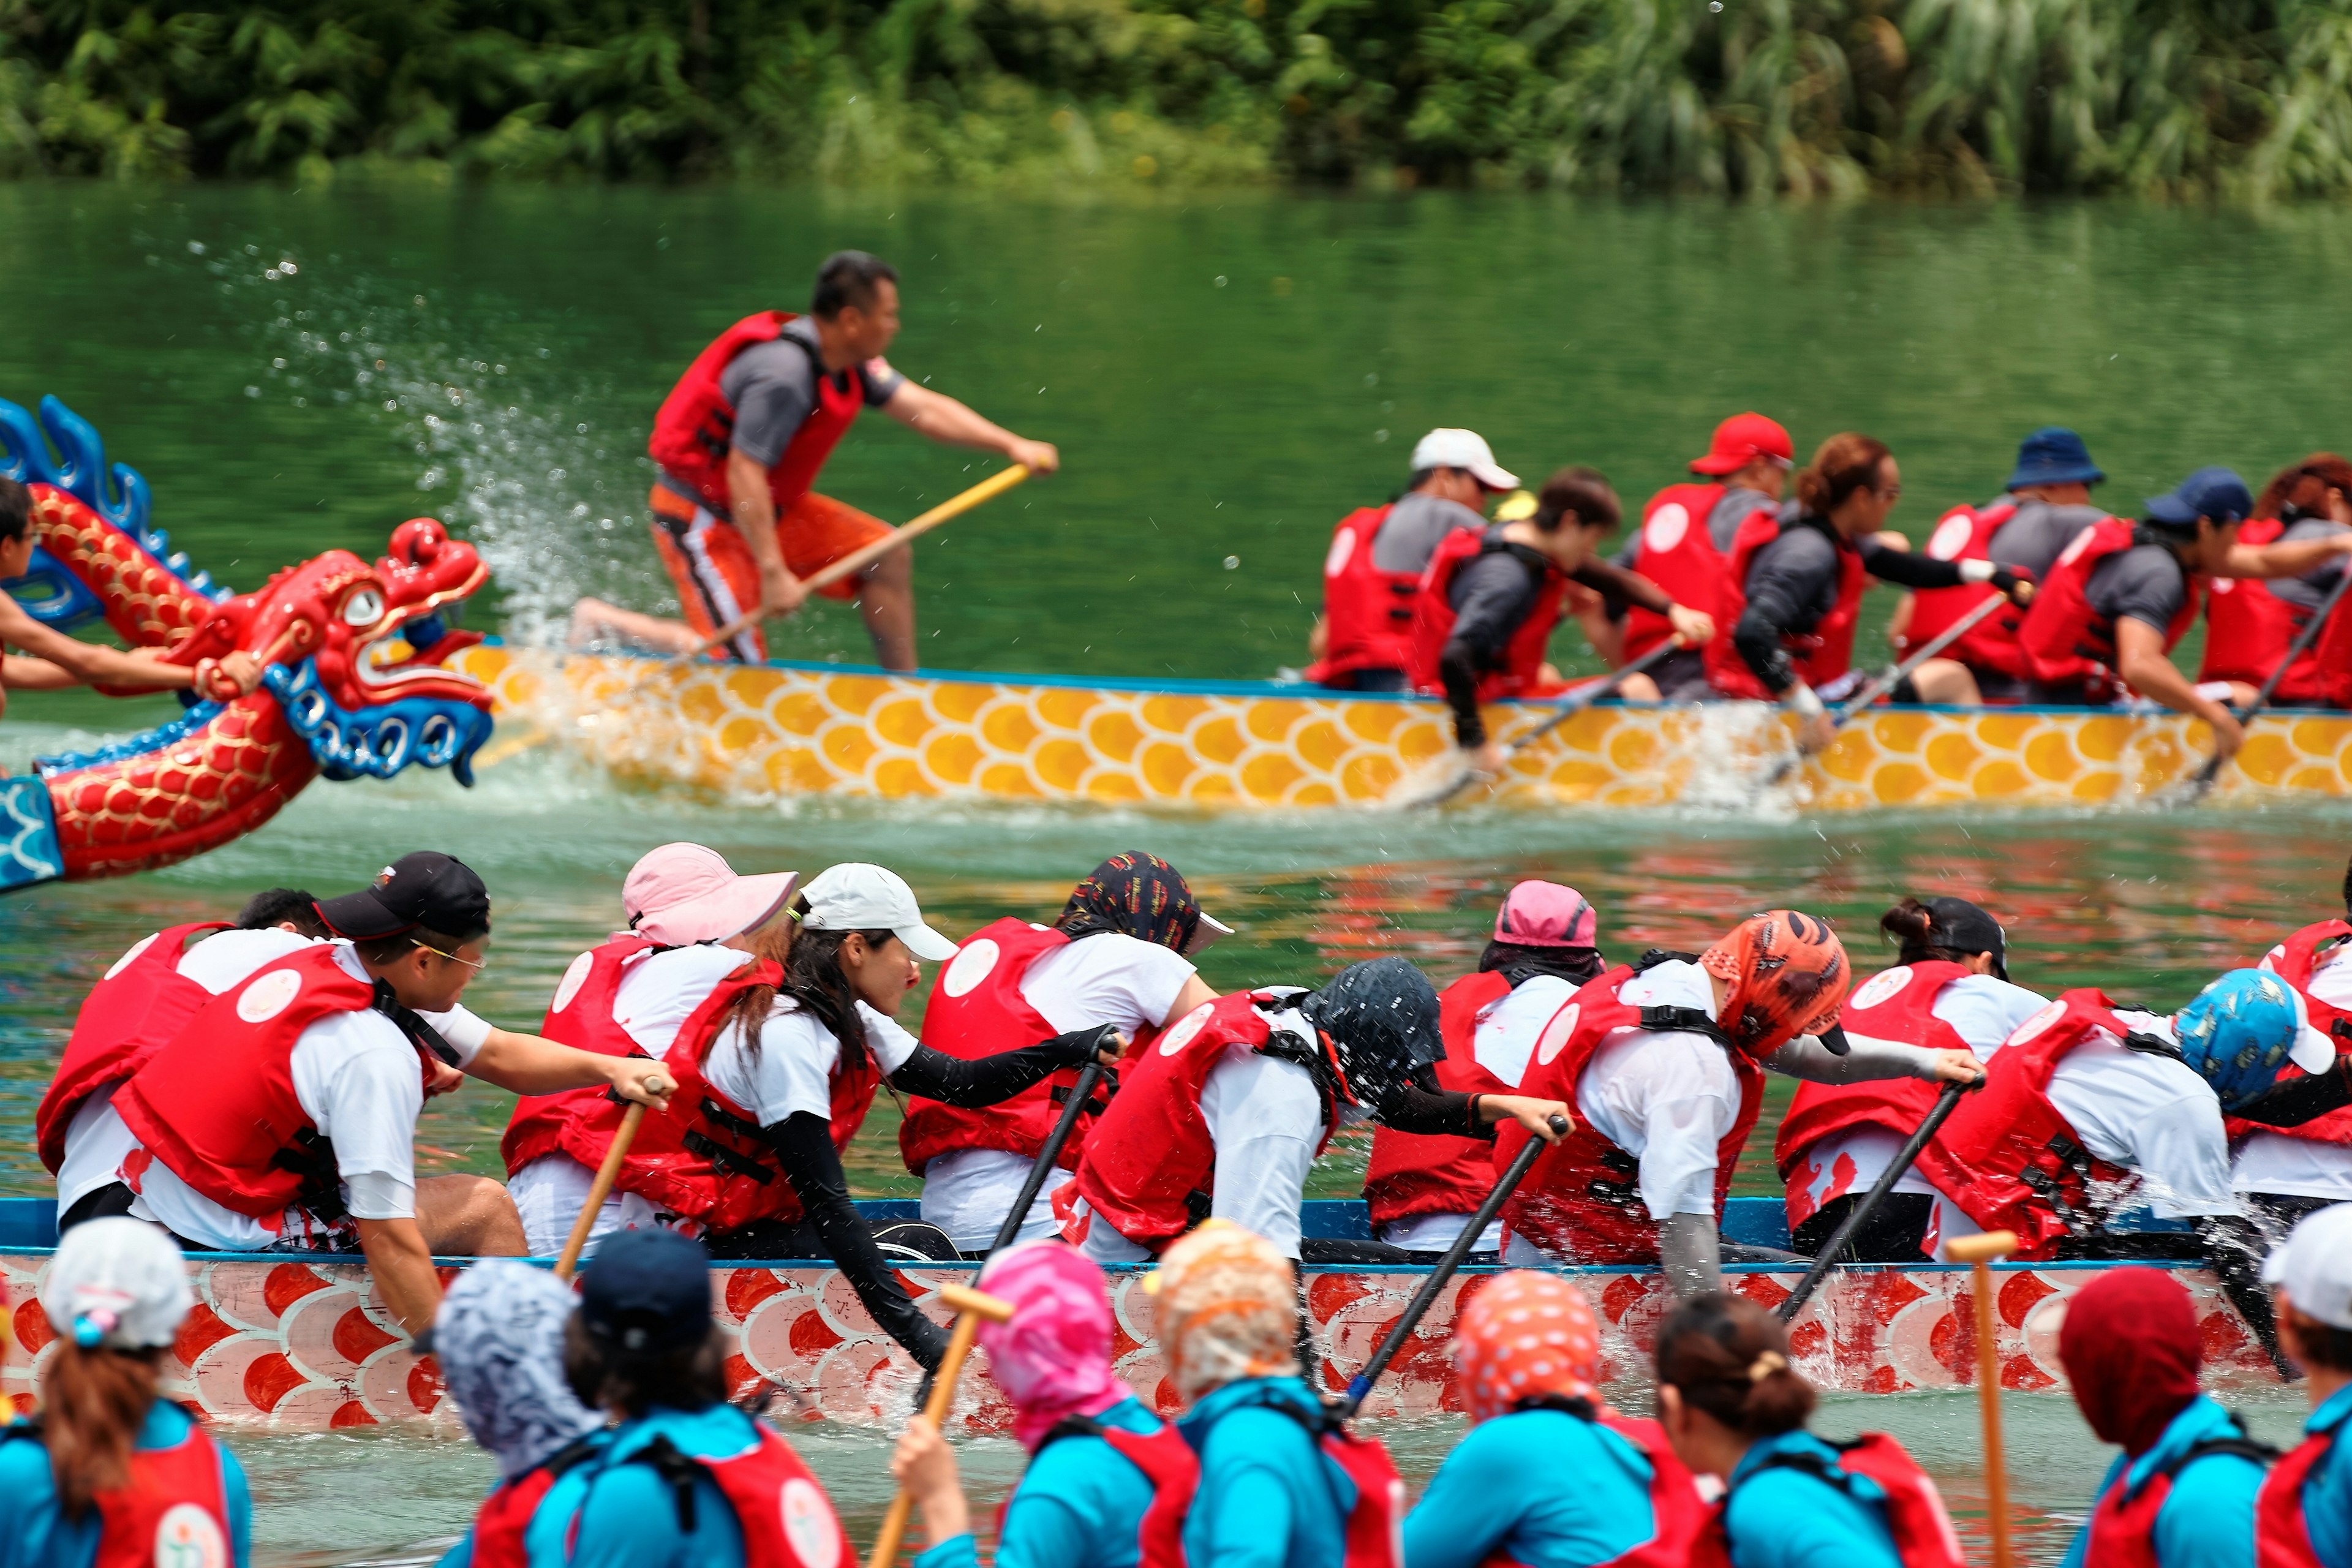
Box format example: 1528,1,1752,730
5,185,2352,1566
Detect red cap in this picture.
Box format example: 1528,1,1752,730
1690,413,1793,477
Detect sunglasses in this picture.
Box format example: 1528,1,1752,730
413,938,487,972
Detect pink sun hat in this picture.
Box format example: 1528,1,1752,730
1493,880,1598,948
623,843,798,946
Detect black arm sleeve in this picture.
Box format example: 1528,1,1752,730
1855,535,1971,590
2195,1215,2292,1375
762,1112,948,1369
2226,1057,2352,1126
1570,556,1674,616
884,1027,1112,1107
1439,639,1487,749
1379,1084,1496,1139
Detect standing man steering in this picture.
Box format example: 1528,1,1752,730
575,251,1059,671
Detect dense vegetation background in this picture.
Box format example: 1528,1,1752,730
1,0,2348,193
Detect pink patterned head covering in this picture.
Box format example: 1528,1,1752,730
1451,1270,1604,1424
976,1240,1129,1450
1151,1223,1300,1404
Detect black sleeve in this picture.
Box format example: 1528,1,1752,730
761,1112,948,1368
1732,532,1835,695
1570,556,1673,616
883,1027,1111,1107
1439,641,1487,748
1855,535,1970,590
2227,1057,2352,1126
2195,1215,2292,1375
1379,1084,1496,1139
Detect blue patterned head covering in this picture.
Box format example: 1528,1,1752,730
2173,969,2333,1110
432,1261,604,1478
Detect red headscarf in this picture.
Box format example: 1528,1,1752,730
1451,1271,1604,1424
1700,910,1850,1057
2056,1267,2201,1456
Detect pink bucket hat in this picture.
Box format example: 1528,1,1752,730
1493,881,1597,948
622,843,797,947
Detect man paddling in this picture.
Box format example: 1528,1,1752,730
575,251,1060,671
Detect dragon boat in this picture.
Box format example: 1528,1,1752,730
456,644,2352,812
0,396,496,888
0,1195,2278,1432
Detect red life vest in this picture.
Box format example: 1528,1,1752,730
469,1437,608,1568
1306,506,1422,682
1624,484,1738,664
2255,1400,2350,1568
502,935,662,1176
1727,1433,1965,1568
2086,1422,2276,1568
2017,519,2199,698
2199,518,2352,706
1479,1407,1724,1568
2228,920,2352,1150
647,311,863,515
556,963,882,1235
36,921,230,1174
597,1422,859,1568
1774,962,1972,1227
113,946,434,1219
1363,971,1514,1232
1027,1415,1199,1568
1909,989,2142,1261
1406,529,1569,702
2321,592,2352,711
900,919,1100,1176
1900,503,2035,679
1063,990,1335,1253
1204,1396,1404,1568
76,1409,237,1568
1498,964,1765,1265
1704,513,1866,700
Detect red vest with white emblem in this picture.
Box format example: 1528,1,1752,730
1307,505,1422,682
1480,1409,1725,1568
1704,513,1866,700
36,921,230,1174
581,1422,861,1568
900,919,1099,1175
502,935,661,1176
1909,989,2139,1260
1189,1394,1406,1568
1025,1417,1199,1568
1363,971,1514,1232
648,312,864,514
2016,519,2199,698
1407,529,1570,702
1624,484,1740,665
1497,965,1765,1265
2226,919,2352,1150
2256,1400,2349,1568
113,946,428,1218
1725,1433,1966,1568
2085,1419,2275,1568
2199,517,2350,706
75,1411,237,1568
1899,503,2037,679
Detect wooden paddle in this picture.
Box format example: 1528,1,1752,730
1774,1079,1969,1324
685,465,1032,663
1947,1229,2020,1568
1399,641,1683,810
985,1055,1109,1257
2178,563,2352,803
868,1283,1017,1568
1763,589,2018,786
554,1102,644,1283
1339,1113,1570,1418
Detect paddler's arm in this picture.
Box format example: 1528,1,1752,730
0,595,262,695
355,1215,442,1338
2227,1053,2352,1126
883,1024,1122,1107
2223,529,2352,579
1377,1085,1572,1140
1568,556,1714,646
892,1417,976,1568
725,448,813,620
458,1028,674,1110
2116,615,2244,760
762,1111,949,1368
1659,1212,1722,1300
882,380,1059,473
1763,1034,1983,1086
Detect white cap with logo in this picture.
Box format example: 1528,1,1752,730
2264,1202,2352,1330
1409,429,1518,492
800,863,960,961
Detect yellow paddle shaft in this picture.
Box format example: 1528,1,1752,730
1947,1229,2018,1568
867,1284,1017,1568
553,1102,644,1283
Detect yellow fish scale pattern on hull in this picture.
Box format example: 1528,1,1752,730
454,647,2352,809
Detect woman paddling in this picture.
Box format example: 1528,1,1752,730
1653,1292,1959,1568
1403,1271,1713,1568
0,1218,253,1568
2199,454,2352,709
1774,895,2045,1261
890,1241,1197,1568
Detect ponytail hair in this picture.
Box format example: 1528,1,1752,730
1795,434,1893,518
2256,454,2352,525
39,1341,161,1518
706,894,889,1076
1879,897,1971,968
1532,467,1621,535
1654,1291,1815,1438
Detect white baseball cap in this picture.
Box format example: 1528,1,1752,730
800,863,959,961
1410,429,1518,492
40,1218,194,1351
2264,1203,2352,1330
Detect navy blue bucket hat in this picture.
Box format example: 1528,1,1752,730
2145,467,2254,532
2008,428,2105,491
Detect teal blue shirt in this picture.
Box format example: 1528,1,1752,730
1403,1408,1657,1568
2299,1385,2352,1568
0,1402,252,1568
544,1405,767,1568
913,1398,1169,1568
1722,1430,1902,1568
1178,1378,1354,1568
2059,1396,2263,1568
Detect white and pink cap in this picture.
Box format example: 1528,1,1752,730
1493,881,1598,948
623,843,798,947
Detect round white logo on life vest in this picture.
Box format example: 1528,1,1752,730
1643,503,1689,554
105,932,160,981
1324,527,1357,579
1159,1000,1216,1057
235,968,303,1023
550,951,596,1014
1849,966,1912,1012
1928,513,1974,561
1534,1003,1580,1066
780,1478,840,1567
153,1502,228,1568
2010,998,2068,1046
941,938,1000,999
2209,576,2236,595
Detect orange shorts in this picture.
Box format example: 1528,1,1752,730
647,487,892,662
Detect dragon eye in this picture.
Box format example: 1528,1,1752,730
342,588,385,627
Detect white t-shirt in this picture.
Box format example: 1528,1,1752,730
611,943,752,1052
2234,940,2352,1201
2042,1011,2240,1220
1572,962,1743,1223
702,998,919,1127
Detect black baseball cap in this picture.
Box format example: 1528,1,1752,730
579,1228,713,1355
314,851,492,940
1924,895,2007,978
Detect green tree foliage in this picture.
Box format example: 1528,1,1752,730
0,0,2346,192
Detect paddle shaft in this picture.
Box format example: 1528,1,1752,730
1341,1114,1569,1418
688,466,1031,661
554,1101,644,1283
869,1311,989,1568
2186,561,2352,795
1970,1257,2014,1568
1773,1079,1967,1323
984,1060,1106,1257
1415,640,1681,810
1765,590,2012,785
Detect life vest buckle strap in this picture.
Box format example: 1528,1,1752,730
699,1096,766,1142
1636,1005,1734,1047
625,1434,705,1533
680,1128,777,1185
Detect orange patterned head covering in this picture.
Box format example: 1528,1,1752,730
1150,1222,1299,1403
1700,910,1850,1058
1451,1271,1604,1424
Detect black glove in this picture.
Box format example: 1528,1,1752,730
1990,566,2032,606
1043,1023,1121,1068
